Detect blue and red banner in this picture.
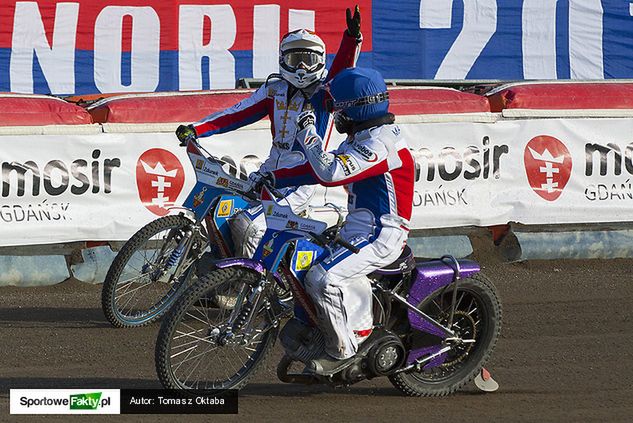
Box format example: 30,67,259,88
0,1,631,95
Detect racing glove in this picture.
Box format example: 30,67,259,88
175,124,197,146
346,5,361,39
296,110,316,132
248,171,275,194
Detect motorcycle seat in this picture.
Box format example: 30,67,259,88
370,245,416,276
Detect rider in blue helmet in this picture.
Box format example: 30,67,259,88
262,67,415,375
328,66,390,120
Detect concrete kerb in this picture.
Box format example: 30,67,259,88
497,222,633,262
0,243,122,287
2,223,633,286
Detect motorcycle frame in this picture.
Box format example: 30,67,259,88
212,189,484,371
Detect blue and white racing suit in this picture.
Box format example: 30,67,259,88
273,120,415,359
191,32,362,257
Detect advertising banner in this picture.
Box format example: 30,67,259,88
404,119,633,229
0,1,631,95
2,118,633,246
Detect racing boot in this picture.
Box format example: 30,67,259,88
306,353,356,376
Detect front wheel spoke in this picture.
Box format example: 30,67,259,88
180,344,215,386
193,346,230,384
173,328,213,344
116,279,155,299
185,310,212,326
117,282,155,313
115,274,150,292
173,344,219,370
223,346,243,372
190,304,213,327
171,343,199,375
177,320,212,338
170,344,198,359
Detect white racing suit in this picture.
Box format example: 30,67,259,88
191,32,362,257
272,120,416,359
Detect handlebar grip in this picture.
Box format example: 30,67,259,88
261,178,284,199
336,238,360,254
243,190,258,201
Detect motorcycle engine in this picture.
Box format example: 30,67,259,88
279,318,325,363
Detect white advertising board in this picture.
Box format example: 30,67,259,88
1,118,633,246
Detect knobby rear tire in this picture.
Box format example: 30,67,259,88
389,273,502,397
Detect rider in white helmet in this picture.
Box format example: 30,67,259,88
279,29,327,89
176,6,363,258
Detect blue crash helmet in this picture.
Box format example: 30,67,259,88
326,67,389,121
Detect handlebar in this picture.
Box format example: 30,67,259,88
242,190,258,201
184,137,272,201
262,178,285,200
309,232,359,254
335,237,360,254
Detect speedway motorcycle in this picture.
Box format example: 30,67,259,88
101,138,256,328
155,184,502,396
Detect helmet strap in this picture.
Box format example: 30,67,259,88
352,113,395,134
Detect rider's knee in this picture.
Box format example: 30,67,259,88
305,264,329,297
229,211,265,256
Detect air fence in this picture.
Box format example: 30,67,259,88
2,81,633,286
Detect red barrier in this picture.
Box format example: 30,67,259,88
88,91,254,124
0,94,93,126
388,87,490,115
88,87,491,124
487,82,633,112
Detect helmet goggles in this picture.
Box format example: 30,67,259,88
325,90,390,114
281,49,324,71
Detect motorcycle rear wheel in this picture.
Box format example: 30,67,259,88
389,273,502,397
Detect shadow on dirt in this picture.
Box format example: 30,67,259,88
240,382,484,397
0,307,110,328
0,377,161,396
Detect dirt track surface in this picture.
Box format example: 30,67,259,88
1,243,633,422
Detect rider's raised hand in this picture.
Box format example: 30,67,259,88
296,110,316,132
346,5,361,39
175,124,197,146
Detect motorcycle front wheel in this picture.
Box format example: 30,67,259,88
101,215,206,328
155,266,278,392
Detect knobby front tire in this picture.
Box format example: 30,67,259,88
155,267,277,393
101,215,200,328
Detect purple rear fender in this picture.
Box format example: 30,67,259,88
408,259,480,305
405,258,480,366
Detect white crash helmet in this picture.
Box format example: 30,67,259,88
279,29,326,89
